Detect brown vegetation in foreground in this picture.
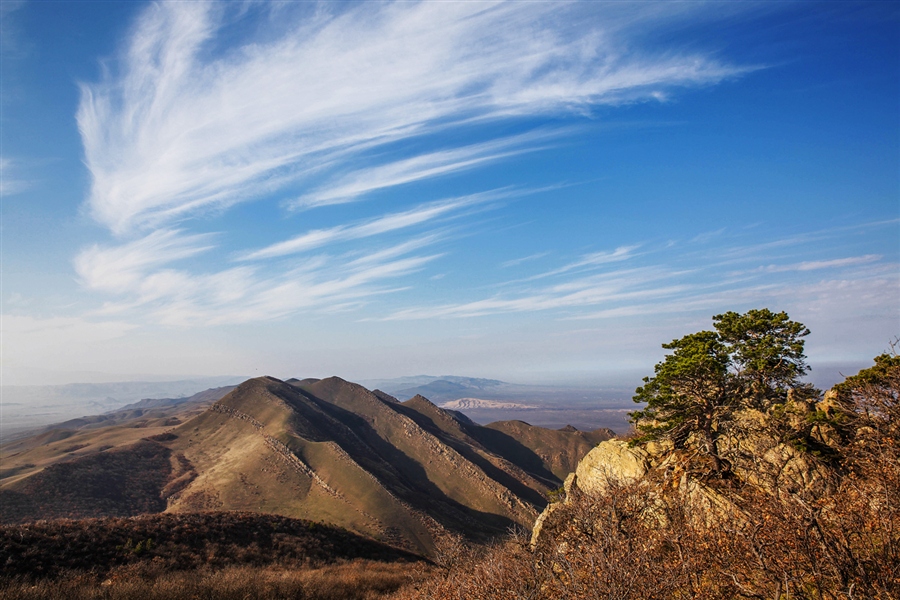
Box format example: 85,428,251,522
390,352,900,599
0,561,432,600
0,511,424,581
393,466,897,599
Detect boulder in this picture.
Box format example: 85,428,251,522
574,440,649,495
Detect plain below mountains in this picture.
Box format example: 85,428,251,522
0,376,612,556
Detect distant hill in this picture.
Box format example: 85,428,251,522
0,376,611,557
115,386,237,412
483,420,614,481
0,377,245,440
364,376,506,401
0,386,235,462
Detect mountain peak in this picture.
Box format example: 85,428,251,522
1,375,610,559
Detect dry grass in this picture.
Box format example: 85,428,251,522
390,469,899,599
0,512,424,581
0,560,434,600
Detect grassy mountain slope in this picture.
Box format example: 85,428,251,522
0,440,173,523
1,375,607,557
0,386,232,485
294,378,539,527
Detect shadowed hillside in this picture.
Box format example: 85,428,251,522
480,420,613,481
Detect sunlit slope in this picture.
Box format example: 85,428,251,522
395,395,556,505
0,395,217,488
165,377,437,554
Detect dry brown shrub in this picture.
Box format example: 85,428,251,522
388,372,900,600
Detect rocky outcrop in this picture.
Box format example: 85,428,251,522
531,394,846,546
532,440,650,547
573,440,649,495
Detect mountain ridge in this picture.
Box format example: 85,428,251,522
0,375,613,557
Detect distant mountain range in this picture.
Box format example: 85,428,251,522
0,377,246,440
362,375,508,402
0,376,612,557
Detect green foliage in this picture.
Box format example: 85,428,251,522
630,331,731,464
629,308,813,472
834,351,900,398
831,345,899,440
714,308,810,407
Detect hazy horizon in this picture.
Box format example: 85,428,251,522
1,356,873,390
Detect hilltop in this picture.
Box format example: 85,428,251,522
0,375,612,557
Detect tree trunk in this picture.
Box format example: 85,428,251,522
702,416,724,474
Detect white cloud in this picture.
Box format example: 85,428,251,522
83,236,441,327
74,229,215,294
501,252,551,268
381,235,898,323
760,255,882,273
78,0,747,235
67,0,765,332
240,192,495,261
290,132,557,209
507,245,642,283
382,265,687,320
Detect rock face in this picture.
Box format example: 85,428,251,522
531,394,848,546
573,440,649,495
531,439,649,547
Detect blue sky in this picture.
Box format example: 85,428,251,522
1,0,897,388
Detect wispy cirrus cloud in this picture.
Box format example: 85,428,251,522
70,0,760,329
78,0,748,235
532,245,643,279
85,236,441,327
290,133,557,209
383,263,688,320
501,252,551,268
0,158,29,197
241,191,498,261
756,254,882,273
380,225,899,322
74,229,215,294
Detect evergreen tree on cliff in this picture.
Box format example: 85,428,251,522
630,308,811,474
